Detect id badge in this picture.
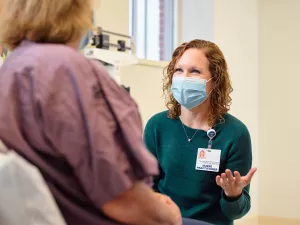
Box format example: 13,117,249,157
195,148,221,172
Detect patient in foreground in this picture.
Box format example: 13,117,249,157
0,0,212,225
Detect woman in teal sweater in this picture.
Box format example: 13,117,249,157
144,40,257,225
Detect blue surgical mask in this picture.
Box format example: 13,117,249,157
79,29,93,50
79,11,94,50
171,76,212,109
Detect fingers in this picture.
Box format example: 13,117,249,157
234,168,257,188
216,168,254,189
216,172,231,189
225,169,234,183
216,175,222,187
234,171,242,183
244,167,257,183
235,167,257,186
216,170,241,187
221,173,228,186
216,168,257,196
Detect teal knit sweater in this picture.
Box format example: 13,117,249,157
144,111,252,225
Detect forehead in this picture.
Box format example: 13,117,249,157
176,48,209,68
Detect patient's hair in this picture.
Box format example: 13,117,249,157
163,39,233,127
0,0,93,50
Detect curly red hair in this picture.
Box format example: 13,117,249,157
163,39,233,126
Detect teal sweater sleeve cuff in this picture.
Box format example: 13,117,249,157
222,191,242,202
220,190,251,220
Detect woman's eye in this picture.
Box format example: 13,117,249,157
191,69,200,74
175,68,183,72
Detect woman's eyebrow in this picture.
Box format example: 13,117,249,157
175,64,204,70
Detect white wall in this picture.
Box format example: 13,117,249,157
120,60,167,126
177,0,214,44
94,0,129,35
259,0,300,220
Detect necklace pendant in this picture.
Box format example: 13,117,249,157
188,139,191,142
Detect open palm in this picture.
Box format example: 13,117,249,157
216,168,257,197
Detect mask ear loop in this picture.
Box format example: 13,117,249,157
195,78,214,108
206,77,214,97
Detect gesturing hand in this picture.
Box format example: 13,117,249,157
216,168,257,198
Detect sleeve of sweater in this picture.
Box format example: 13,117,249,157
143,116,162,192
220,125,253,220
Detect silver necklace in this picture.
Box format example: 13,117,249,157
181,122,200,142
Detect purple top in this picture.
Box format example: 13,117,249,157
0,41,159,225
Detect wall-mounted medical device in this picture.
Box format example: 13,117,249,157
84,26,138,92
91,26,135,54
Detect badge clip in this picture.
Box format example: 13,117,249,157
207,129,216,149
